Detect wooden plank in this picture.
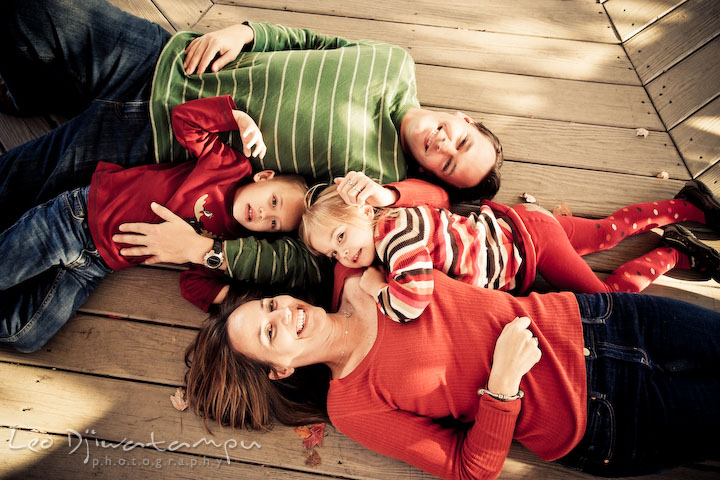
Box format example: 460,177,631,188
0,363,437,479
197,4,638,84
604,0,685,42
78,267,206,327
417,65,663,130
493,162,685,218
625,0,720,84
108,0,174,33
646,36,720,130
0,113,53,152
151,0,212,31
697,160,720,197
217,0,617,43
464,109,686,177
0,315,192,385
669,96,720,176
1,427,331,480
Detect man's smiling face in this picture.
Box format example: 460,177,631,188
401,110,497,188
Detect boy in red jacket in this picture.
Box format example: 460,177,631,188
0,95,307,352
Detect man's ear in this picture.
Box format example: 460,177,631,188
454,111,475,124
268,366,295,380
253,170,276,183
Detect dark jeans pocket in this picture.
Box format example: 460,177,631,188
558,394,615,475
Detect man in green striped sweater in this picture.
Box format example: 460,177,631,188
1,0,503,289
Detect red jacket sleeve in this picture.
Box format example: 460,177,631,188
171,95,252,175
385,178,450,209
179,266,229,312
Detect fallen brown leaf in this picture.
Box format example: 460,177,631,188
304,448,322,467
553,202,573,217
170,387,188,411
295,423,325,448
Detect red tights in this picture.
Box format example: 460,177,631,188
513,198,705,293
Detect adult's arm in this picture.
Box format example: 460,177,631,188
331,317,540,480
185,21,355,75
113,203,330,286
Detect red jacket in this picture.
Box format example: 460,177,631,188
88,95,250,271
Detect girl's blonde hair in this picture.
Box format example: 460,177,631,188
299,183,382,256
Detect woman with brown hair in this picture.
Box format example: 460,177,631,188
185,265,720,479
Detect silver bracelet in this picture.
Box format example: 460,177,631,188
477,388,524,402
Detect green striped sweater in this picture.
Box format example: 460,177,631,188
150,22,418,286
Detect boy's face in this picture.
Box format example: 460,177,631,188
308,208,376,268
401,110,496,188
232,171,305,232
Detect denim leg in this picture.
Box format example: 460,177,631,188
559,292,720,476
0,186,112,352
0,101,155,231
0,0,171,230
0,0,171,114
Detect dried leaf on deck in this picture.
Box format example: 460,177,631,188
170,387,188,411
553,202,573,216
295,423,325,449
635,128,649,138
656,171,669,179
521,192,537,204
304,448,322,467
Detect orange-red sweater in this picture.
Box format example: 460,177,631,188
329,265,587,479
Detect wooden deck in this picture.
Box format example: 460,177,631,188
1,1,719,478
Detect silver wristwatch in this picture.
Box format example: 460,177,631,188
203,239,224,269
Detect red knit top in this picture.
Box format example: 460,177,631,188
329,266,587,479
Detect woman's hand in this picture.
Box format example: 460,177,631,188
334,171,399,207
359,266,387,298
184,24,255,74
486,316,542,397
232,109,266,159
112,202,214,266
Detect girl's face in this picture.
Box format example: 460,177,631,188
308,210,376,268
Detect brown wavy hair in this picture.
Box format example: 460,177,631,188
184,285,331,432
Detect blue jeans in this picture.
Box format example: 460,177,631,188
0,0,171,231
559,292,720,476
0,186,111,352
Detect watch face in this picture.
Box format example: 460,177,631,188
205,254,223,269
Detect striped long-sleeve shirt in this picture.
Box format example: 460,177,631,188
375,205,523,322
150,22,419,285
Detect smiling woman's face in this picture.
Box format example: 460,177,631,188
401,110,497,188
226,295,330,371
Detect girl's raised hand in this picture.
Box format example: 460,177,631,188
486,316,542,398
334,171,398,207
232,109,267,159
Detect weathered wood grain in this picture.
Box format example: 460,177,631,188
625,0,720,84
646,36,720,130
464,109,685,177
78,267,206,327
108,0,174,32
217,0,617,43
151,0,212,31
603,0,685,42
416,65,662,130
197,4,638,84
669,96,720,176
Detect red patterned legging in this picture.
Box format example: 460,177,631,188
513,198,705,293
